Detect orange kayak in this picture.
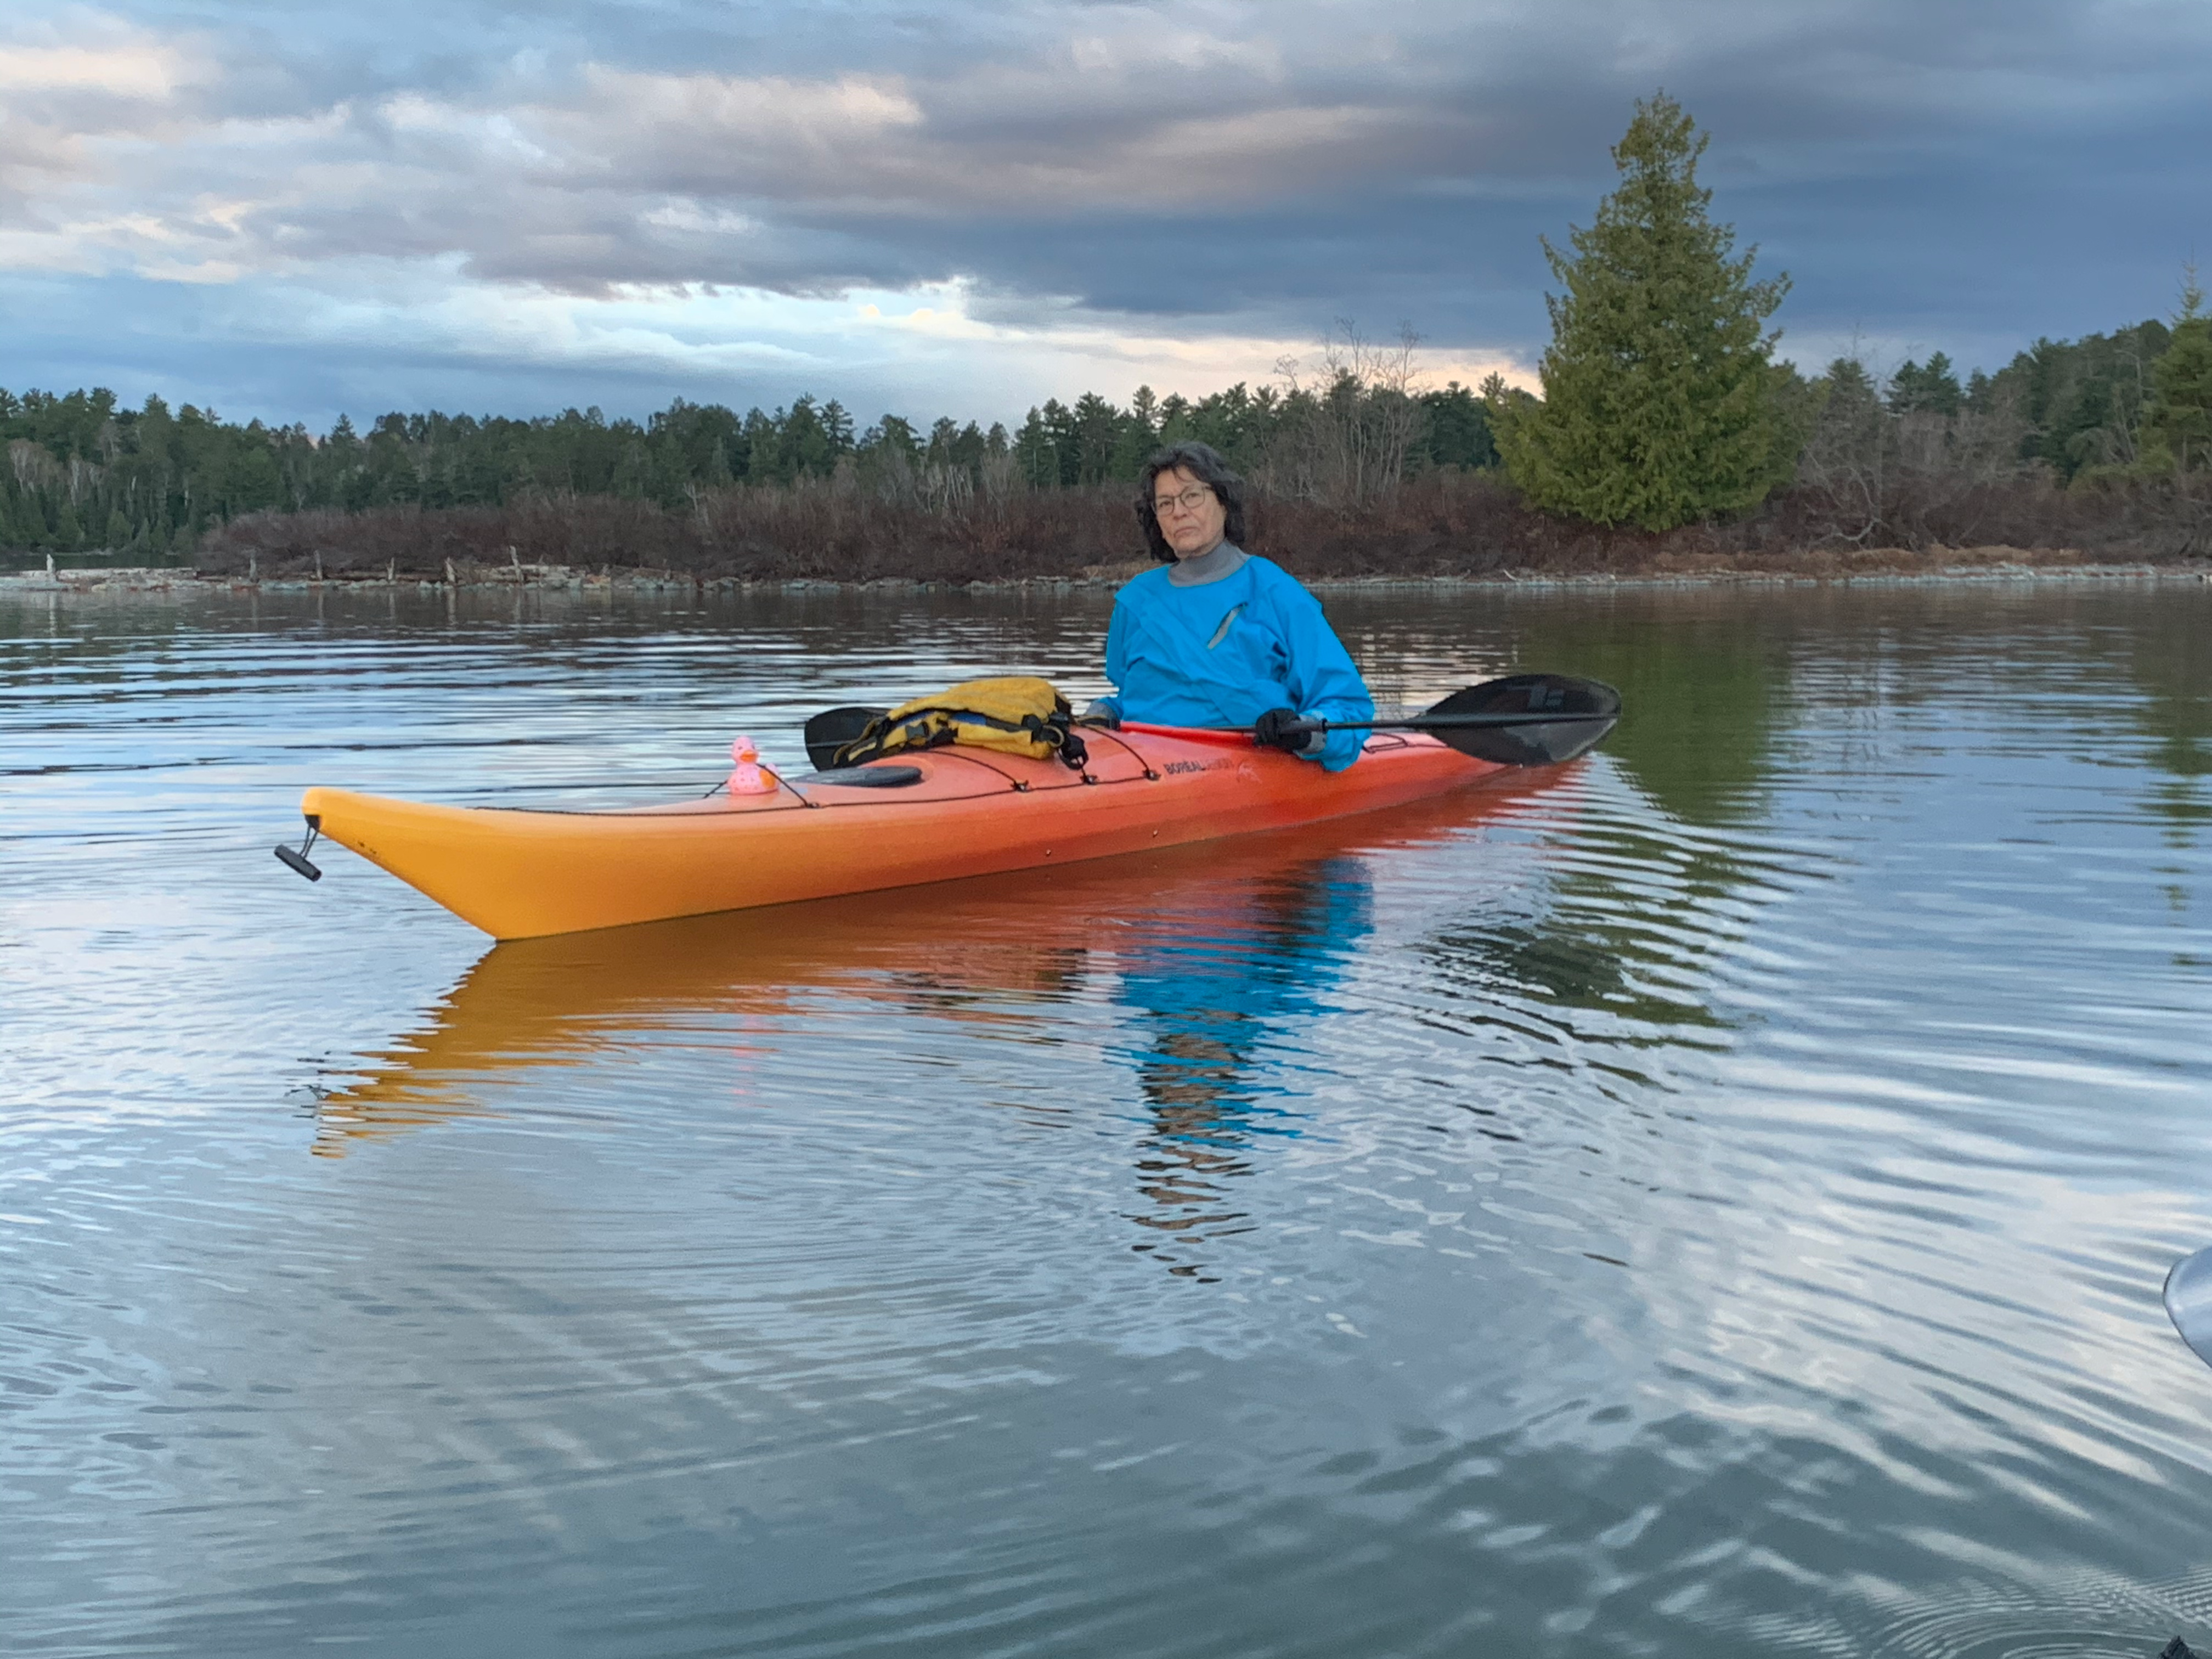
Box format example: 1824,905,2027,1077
299,722,1514,940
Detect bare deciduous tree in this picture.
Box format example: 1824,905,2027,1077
1259,321,1428,507
1796,354,2031,547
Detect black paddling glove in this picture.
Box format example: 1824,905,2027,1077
1253,707,1319,753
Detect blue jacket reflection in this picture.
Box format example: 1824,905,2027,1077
1118,857,1375,1149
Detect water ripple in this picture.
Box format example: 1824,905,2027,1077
5,583,2212,1657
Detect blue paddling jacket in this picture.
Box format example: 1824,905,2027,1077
1096,550,1374,771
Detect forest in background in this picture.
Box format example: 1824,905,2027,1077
0,331,1494,558
0,313,2200,581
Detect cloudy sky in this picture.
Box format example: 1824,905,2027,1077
3,0,2209,430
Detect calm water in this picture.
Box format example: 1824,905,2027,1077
4,580,2211,1659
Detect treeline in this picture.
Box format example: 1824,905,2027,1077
1790,318,2207,549
0,341,1497,558
3,320,2197,565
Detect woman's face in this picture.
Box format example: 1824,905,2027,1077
1151,466,1228,558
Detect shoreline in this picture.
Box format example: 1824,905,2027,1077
4,548,2210,600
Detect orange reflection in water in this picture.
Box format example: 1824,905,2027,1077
313,770,1583,1205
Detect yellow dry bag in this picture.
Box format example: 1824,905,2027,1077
832,676,1089,770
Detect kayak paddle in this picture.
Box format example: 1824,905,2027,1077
1266,674,1621,765
804,675,1621,771
2165,1247,2212,1369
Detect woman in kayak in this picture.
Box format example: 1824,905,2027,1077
1085,442,1374,771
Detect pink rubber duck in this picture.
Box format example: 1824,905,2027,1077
726,735,777,795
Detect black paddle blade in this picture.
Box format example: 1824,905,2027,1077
1423,674,1621,765
803,706,887,771
2165,1247,2212,1370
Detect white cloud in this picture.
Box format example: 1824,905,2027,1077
0,42,178,97
21,256,1529,425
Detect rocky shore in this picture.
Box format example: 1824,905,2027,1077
4,545,2209,600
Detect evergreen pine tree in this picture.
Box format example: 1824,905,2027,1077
1070,392,1121,484
1888,353,1963,415
1111,385,1161,477
1013,408,1055,488
783,395,833,478
2143,269,2212,475
1040,399,1080,486
1492,93,1791,529
1418,382,1498,469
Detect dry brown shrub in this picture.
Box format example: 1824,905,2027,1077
194,468,2209,584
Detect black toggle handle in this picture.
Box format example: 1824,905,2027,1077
275,815,323,882
275,843,322,882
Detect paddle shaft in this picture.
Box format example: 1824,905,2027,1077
1280,710,1612,735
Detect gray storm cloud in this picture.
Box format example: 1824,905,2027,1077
2,0,2209,400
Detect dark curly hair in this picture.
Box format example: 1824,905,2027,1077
1133,442,1247,562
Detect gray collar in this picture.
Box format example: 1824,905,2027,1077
1167,540,1248,588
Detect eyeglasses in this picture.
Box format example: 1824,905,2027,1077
1152,486,1215,518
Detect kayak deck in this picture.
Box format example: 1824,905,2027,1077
301,725,1507,939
